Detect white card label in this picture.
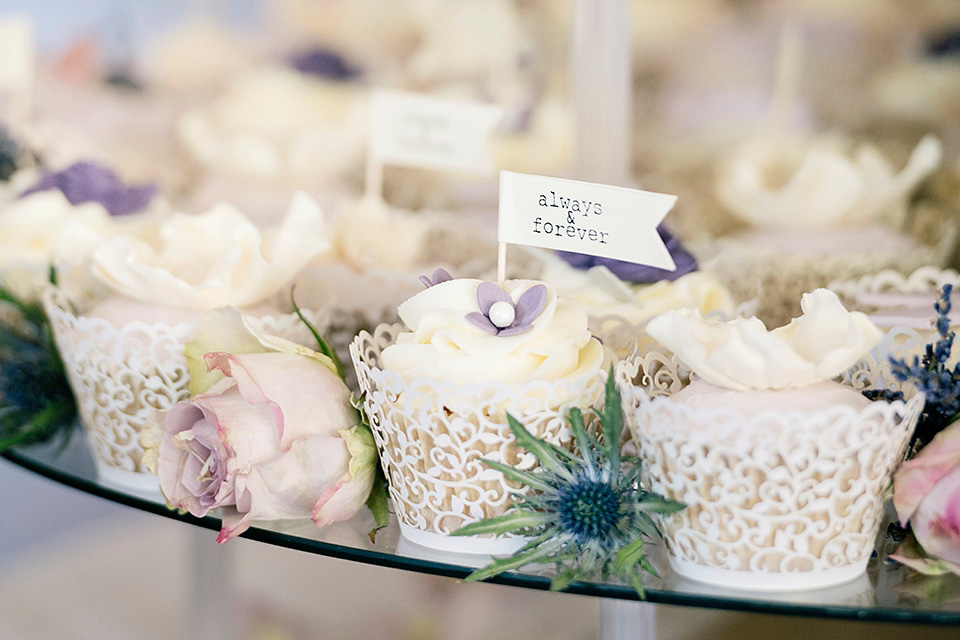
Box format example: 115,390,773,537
498,171,678,270
0,17,34,93
369,89,504,175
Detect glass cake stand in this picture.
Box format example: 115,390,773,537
4,435,960,640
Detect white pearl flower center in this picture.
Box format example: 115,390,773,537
489,301,516,328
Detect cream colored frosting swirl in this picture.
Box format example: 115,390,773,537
91,192,328,309
380,278,608,385
646,288,881,391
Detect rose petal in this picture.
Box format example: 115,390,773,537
894,421,960,525
513,284,548,326
476,281,512,315
465,311,498,335
186,307,272,396
213,352,358,451
196,383,281,469
313,425,378,527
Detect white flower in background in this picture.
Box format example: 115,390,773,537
92,192,329,309
716,133,941,230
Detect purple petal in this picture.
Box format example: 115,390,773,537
419,275,433,289
497,322,533,337
431,268,453,285
20,161,157,216
477,281,512,315
513,284,548,326
288,48,361,81
556,224,698,283
465,312,499,335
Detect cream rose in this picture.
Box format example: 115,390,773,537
380,278,607,385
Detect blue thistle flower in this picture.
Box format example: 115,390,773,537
0,275,77,451
453,371,683,596
883,284,960,452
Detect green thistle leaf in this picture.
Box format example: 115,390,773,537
453,511,551,537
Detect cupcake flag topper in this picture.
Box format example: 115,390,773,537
365,89,505,201
0,16,35,127
496,170,677,286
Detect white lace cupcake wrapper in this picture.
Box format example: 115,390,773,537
351,323,608,546
615,327,926,586
43,286,332,478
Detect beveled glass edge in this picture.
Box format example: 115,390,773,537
4,444,960,626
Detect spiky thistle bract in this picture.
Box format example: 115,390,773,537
873,284,960,453
0,270,77,451
453,370,683,597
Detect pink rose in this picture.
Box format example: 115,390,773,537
893,420,960,574
144,308,378,542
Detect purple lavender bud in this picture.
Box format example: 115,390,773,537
21,161,157,216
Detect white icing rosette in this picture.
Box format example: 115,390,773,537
716,134,941,230
618,290,923,590
45,194,333,493
350,278,610,553
91,191,326,309
177,66,366,185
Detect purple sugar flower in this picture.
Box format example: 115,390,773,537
21,161,157,217
419,268,453,289
557,225,697,283
466,282,548,337
289,48,361,81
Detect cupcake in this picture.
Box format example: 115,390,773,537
829,266,960,333
44,193,331,493
176,66,367,223
702,132,951,327
351,276,611,553
619,289,923,590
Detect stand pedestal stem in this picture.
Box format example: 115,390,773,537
598,599,656,640
185,527,237,640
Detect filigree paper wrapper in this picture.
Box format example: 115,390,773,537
351,323,607,554
615,327,926,591
43,286,332,494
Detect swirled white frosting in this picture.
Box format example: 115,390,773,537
177,66,366,181
646,288,881,390
716,133,941,229
91,192,328,309
380,278,608,385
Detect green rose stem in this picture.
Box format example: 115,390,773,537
452,370,683,597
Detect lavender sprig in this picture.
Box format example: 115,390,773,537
886,284,960,452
